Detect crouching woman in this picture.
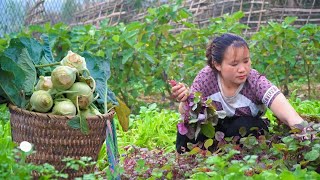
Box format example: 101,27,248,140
171,33,304,153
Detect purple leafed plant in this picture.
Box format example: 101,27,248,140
177,91,219,140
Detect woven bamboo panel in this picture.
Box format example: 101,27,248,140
23,0,320,35
24,0,48,25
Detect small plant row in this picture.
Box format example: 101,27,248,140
121,121,320,179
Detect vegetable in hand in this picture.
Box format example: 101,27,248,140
168,80,177,87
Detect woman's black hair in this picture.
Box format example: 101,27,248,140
206,33,249,69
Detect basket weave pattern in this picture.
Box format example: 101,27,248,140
9,104,114,178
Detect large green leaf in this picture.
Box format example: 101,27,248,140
79,110,89,134
0,70,23,106
200,124,215,138
0,48,36,107
82,51,118,113
5,37,43,65
40,34,55,63
0,88,7,103
107,89,118,105
67,116,81,129
18,49,37,95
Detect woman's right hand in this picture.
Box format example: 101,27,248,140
171,82,189,102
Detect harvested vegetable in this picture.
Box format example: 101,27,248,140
51,66,77,91
61,50,90,75
168,79,177,87
30,90,53,113
82,105,102,117
52,99,77,116
35,76,53,91
67,82,94,110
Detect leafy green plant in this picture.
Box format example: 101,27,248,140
288,90,320,117
120,118,320,179
121,145,204,179
251,17,319,97
175,90,221,142
297,24,320,98
251,17,300,95
117,103,180,154
5,5,248,112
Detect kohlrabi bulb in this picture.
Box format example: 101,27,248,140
66,82,94,110
60,51,89,75
35,76,53,91
51,66,77,91
82,105,101,117
52,99,77,116
30,90,53,113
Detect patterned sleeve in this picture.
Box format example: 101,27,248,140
190,71,206,93
249,70,281,107
190,66,216,97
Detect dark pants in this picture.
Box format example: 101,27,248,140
176,116,269,153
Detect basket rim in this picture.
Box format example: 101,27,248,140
8,104,115,120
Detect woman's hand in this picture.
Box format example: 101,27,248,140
171,82,189,102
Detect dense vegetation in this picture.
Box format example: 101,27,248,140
1,97,320,179
1,5,318,111
0,3,319,180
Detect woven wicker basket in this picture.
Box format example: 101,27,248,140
9,104,115,179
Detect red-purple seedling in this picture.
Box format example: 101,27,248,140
168,80,177,87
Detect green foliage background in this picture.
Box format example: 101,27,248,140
1,5,318,112
0,2,319,179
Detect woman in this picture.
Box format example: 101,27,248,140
171,33,304,153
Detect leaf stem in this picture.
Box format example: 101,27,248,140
35,62,60,68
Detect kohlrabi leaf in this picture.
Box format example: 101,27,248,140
18,48,37,95
0,69,24,106
82,52,108,104
40,34,55,63
82,51,118,113
67,112,89,134
79,110,89,134
114,97,130,131
107,89,118,105
68,116,81,129
0,48,37,107
0,88,7,103
5,37,43,65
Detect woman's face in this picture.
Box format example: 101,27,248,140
214,45,251,88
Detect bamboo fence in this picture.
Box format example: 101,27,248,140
24,0,320,36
